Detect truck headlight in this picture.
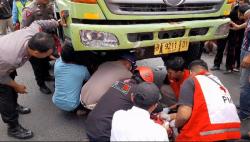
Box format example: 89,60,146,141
215,23,230,36
80,30,119,48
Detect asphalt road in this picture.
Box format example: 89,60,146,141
0,53,249,141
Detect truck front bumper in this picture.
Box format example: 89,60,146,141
69,18,230,51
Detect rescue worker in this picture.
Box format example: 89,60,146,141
175,60,241,141
21,0,55,94
0,19,59,139
80,53,136,110
12,0,31,30
161,57,190,111
86,66,154,141
110,82,169,141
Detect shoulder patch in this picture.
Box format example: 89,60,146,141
112,81,131,95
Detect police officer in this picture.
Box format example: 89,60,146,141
22,0,55,94
0,19,59,139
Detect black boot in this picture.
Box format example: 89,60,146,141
16,104,31,114
39,84,52,94
8,124,33,139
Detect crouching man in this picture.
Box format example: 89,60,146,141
175,60,241,141
86,66,154,141
52,40,90,114
111,82,169,141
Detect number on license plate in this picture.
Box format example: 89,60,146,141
154,39,189,55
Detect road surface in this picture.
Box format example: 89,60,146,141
0,53,249,141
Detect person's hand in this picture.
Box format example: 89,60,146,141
162,121,170,133
49,55,57,60
160,112,171,121
169,113,177,120
57,19,67,27
241,54,250,68
14,84,27,94
13,23,20,31
229,21,240,30
163,107,170,114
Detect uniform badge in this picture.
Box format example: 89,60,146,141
112,81,131,95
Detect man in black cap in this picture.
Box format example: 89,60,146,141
85,66,154,141
110,82,169,141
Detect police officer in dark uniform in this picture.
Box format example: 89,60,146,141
22,0,55,94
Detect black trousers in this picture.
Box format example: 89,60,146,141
234,43,241,68
29,57,50,87
225,30,244,70
0,71,19,127
214,38,227,67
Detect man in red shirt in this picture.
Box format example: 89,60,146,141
161,57,190,111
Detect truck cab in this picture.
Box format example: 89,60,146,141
56,0,234,60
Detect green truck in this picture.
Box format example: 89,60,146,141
55,0,234,60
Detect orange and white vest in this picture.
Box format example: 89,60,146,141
176,73,241,141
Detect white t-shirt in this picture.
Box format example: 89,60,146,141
111,106,169,141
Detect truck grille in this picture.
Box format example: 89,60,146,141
104,0,223,15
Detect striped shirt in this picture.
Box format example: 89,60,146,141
242,19,250,51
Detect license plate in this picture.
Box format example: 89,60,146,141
154,39,190,55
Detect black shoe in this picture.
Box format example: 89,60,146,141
8,124,33,139
44,75,55,82
210,66,220,71
39,85,52,94
16,105,31,114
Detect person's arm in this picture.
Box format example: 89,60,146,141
241,29,250,68
12,0,18,24
175,105,192,128
175,78,195,128
241,52,250,68
21,7,32,28
0,65,27,94
27,19,59,34
35,19,59,32
7,80,27,94
230,21,247,30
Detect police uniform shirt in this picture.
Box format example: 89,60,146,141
0,19,58,85
21,0,54,27
85,79,136,140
